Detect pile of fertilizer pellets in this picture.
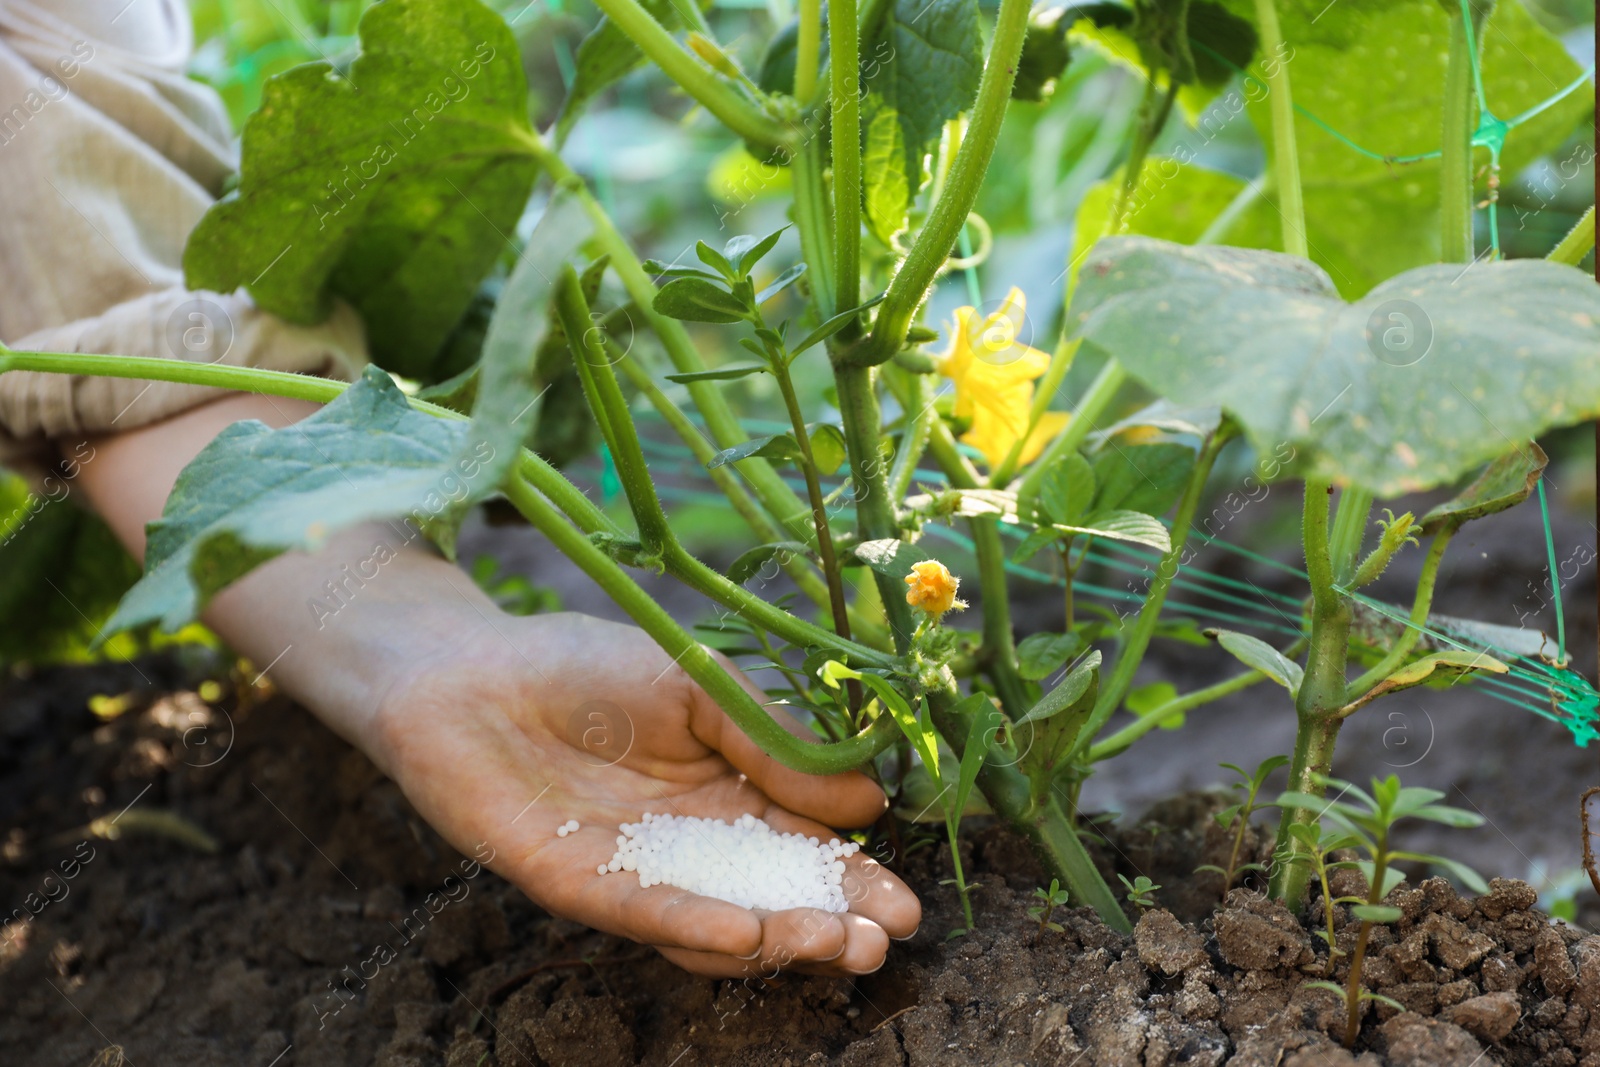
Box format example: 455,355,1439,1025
595,812,859,912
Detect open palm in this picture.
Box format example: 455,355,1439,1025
371,611,920,976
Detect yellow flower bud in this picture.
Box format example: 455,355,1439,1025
905,560,965,616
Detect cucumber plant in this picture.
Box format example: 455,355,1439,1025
0,0,1593,940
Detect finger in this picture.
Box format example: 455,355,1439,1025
760,807,922,940
686,655,888,829
656,913,890,978
791,913,891,977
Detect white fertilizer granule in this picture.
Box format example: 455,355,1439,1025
596,812,859,912
555,819,579,838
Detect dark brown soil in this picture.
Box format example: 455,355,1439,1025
2,654,1597,1066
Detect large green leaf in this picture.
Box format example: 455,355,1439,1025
1220,0,1588,295
858,0,984,242
1070,237,1600,496
1418,442,1546,535
103,368,475,636
184,0,540,380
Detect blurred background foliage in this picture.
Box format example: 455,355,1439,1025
0,0,1591,665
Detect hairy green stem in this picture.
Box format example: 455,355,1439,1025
853,0,1030,366
1067,426,1231,762
886,365,935,500
793,138,838,320
794,0,821,104
1548,205,1596,266
1252,0,1307,258
1269,479,1351,904
524,139,816,544
556,267,674,557
1110,77,1178,233
1013,361,1127,509
1346,531,1453,698
1088,669,1270,761
922,417,1029,716
1327,487,1373,586
1440,6,1480,265
588,0,793,148
834,364,917,645
773,359,854,640
504,476,895,773
1440,11,1478,263
926,695,1129,930
828,0,862,328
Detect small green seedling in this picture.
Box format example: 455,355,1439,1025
1278,774,1486,1048
1028,878,1070,934
1198,755,1289,896
1119,874,1161,911
1276,822,1363,976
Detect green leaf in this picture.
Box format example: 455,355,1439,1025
461,195,591,493
851,538,928,576
653,277,750,323
1419,443,1547,536
858,0,984,237
1016,631,1085,681
103,368,473,636
727,541,811,584
184,0,541,381
1052,510,1172,553
1019,650,1102,726
1070,237,1600,496
1011,526,1063,564
555,0,698,144
1127,681,1184,729
1091,442,1195,516
664,362,771,383
696,240,735,279
1221,0,1590,295
756,262,808,304
953,693,1003,823
790,294,887,355
1040,453,1095,525
1355,649,1511,709
1350,904,1403,924
706,433,803,470
1205,629,1304,694
862,103,913,243
809,424,848,476
726,227,787,275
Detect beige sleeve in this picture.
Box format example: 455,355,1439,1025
0,0,365,470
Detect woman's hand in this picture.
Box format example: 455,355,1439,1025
366,610,920,977
75,394,919,975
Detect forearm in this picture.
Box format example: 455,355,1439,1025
72,394,499,770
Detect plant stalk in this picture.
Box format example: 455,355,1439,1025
793,138,838,320
828,0,862,329
1252,0,1307,258
588,0,794,149
772,360,854,640
522,138,817,545
1088,669,1270,761
1548,205,1595,266
1268,479,1351,904
1012,360,1127,510
853,0,1030,366
504,475,896,773
1346,531,1453,698
556,267,674,557
1067,425,1231,762
794,0,822,105
1440,5,1480,265
1327,487,1373,586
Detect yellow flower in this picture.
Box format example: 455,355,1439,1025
905,560,965,616
937,287,1070,469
